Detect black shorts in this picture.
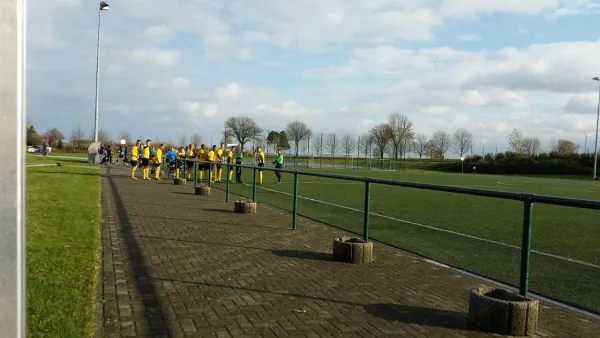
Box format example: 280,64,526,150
130,160,138,167
169,161,176,169
119,154,124,159
216,163,222,170
203,163,211,170
258,163,264,172
186,160,194,168
141,158,150,167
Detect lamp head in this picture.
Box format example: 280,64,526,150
593,77,600,81
100,2,110,10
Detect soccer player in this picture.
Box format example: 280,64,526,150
130,140,141,179
256,146,265,184
141,139,152,180
165,146,177,178
216,143,225,183
197,144,206,182
208,145,216,182
176,147,186,179
186,144,196,181
153,143,164,180
273,148,284,183
235,148,243,183
227,145,235,182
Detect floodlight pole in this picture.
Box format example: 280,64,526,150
94,2,109,143
593,77,600,180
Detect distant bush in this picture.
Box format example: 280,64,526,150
430,152,595,176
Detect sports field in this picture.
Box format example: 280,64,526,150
221,165,600,314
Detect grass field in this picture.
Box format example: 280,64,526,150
215,165,600,314
26,154,101,337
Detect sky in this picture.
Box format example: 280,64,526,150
27,0,600,155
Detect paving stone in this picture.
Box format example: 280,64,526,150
98,166,600,337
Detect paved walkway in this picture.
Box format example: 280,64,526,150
98,166,600,338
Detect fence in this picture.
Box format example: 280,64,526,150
158,159,600,312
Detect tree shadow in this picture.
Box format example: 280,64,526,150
364,304,476,331
28,170,103,177
271,249,333,262
105,167,173,336
202,208,234,214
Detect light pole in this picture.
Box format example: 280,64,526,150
94,2,110,143
593,77,600,180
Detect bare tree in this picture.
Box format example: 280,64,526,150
358,134,373,158
325,133,338,156
508,129,524,153
70,124,85,148
369,124,392,158
179,134,187,147
286,120,312,158
452,128,473,157
426,139,437,159
117,130,132,145
225,117,263,151
413,134,428,159
312,135,323,155
221,130,233,144
342,134,356,155
555,139,578,154
522,137,541,156
432,130,452,158
299,139,308,155
388,113,414,158
97,128,110,143
44,128,65,148
190,133,202,148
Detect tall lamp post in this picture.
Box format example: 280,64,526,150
93,2,110,143
593,77,600,180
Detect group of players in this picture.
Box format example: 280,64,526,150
126,139,285,184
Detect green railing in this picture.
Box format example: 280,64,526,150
176,160,600,301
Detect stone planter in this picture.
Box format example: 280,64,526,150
234,200,257,214
468,286,539,336
332,237,373,264
195,185,211,196
173,178,186,185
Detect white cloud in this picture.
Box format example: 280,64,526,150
237,48,252,61
130,49,181,67
143,25,174,41
107,65,123,74
172,77,191,87
457,34,481,42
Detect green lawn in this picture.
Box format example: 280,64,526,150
27,159,101,337
212,166,600,314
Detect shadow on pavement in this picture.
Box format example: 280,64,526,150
364,303,475,331
271,249,333,261
106,167,173,337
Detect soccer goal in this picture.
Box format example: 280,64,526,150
308,153,355,169
367,158,396,171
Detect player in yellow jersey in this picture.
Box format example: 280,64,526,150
226,145,235,182
196,144,206,183
176,147,186,179
141,139,152,180
186,144,195,181
153,143,164,180
216,143,225,183
207,145,216,182
130,140,142,179
256,146,265,184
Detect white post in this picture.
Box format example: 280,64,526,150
594,79,600,180
93,6,102,142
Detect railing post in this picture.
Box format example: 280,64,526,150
363,180,371,241
193,160,197,183
252,167,257,202
208,162,212,187
226,165,230,202
292,172,299,231
519,198,534,296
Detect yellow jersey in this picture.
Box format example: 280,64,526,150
142,145,150,159
227,150,233,164
208,150,215,162
178,150,185,159
216,149,224,162
199,149,206,161
258,151,265,164
188,149,195,159
153,148,163,164
130,146,139,161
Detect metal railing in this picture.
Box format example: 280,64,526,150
168,159,600,298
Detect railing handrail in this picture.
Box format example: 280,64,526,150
188,160,600,210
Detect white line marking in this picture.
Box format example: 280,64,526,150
498,181,600,193
243,183,600,269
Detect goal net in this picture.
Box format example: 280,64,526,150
308,153,355,169
367,158,395,171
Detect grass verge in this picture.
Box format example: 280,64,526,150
27,164,101,337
